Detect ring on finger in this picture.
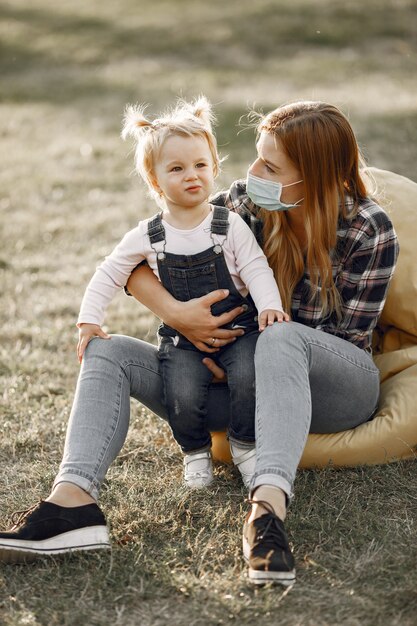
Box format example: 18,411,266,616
210,337,216,346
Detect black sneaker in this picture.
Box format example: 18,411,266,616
0,501,111,563
243,501,296,586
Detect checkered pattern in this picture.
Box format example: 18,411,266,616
211,180,399,351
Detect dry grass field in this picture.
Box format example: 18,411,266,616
1,1,416,624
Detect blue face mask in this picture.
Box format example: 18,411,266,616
246,172,304,211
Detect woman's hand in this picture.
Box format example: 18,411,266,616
258,309,290,331
202,358,228,383
77,323,110,363
169,290,245,353
126,265,244,352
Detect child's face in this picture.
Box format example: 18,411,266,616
152,134,215,210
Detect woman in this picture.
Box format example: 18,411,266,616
0,102,398,588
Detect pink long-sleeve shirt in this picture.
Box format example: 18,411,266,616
78,207,283,326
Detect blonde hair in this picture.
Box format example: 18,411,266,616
122,96,221,200
257,101,369,318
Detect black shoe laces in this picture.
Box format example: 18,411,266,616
254,515,287,550
246,498,288,550
9,501,43,530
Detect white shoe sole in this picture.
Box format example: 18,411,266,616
242,534,296,586
185,477,214,489
0,525,111,563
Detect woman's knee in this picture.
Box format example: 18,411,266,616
83,334,131,365
254,323,309,373
256,322,306,352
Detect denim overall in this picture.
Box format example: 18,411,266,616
148,206,259,452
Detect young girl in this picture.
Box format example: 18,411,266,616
77,96,288,489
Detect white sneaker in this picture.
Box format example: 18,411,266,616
230,442,256,489
183,451,214,489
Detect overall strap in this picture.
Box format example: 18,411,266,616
210,206,230,236
147,212,165,245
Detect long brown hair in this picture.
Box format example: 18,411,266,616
258,101,368,317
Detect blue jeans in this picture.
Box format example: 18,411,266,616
158,332,258,452
54,335,232,500
53,323,379,501
251,322,380,499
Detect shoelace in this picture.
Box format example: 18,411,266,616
246,498,288,549
9,501,43,530
253,515,287,549
246,498,275,515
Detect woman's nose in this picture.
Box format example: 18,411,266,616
248,158,260,177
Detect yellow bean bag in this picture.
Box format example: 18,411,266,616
212,167,417,467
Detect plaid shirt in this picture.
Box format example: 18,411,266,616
211,180,399,352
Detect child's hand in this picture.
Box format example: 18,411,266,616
258,309,290,331
77,323,110,363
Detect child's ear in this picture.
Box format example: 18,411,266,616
150,175,162,196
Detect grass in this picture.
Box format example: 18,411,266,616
0,0,416,624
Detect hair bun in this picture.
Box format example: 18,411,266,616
121,104,153,140
182,95,215,130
